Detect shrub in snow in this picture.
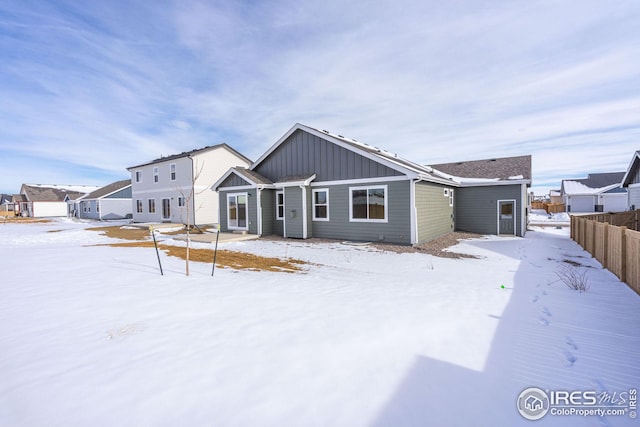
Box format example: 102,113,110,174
555,264,590,293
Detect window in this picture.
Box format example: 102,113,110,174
83,202,88,213
276,191,284,220
350,185,387,222
96,201,100,213
153,167,159,183
178,197,185,207
87,202,91,213
500,202,513,219
312,189,329,221
170,164,176,181
135,171,142,183
136,200,143,213
148,199,156,213
449,189,454,207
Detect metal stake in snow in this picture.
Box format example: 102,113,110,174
150,226,163,276
211,224,220,277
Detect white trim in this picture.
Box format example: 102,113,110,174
275,174,316,188
443,188,449,197
497,199,517,236
226,192,249,231
349,184,388,223
449,188,454,207
458,179,531,187
627,182,640,188
212,167,275,191
311,175,409,187
312,188,330,221
135,170,143,183
622,151,640,186
410,179,418,244
301,186,308,239
257,188,263,236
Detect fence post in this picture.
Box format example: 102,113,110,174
602,222,609,269
620,226,627,283
570,215,575,240
590,220,596,255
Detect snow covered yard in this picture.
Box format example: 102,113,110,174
1,220,638,426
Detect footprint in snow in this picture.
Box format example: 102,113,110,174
563,351,578,367
566,336,578,351
539,316,550,326
531,295,539,303
542,306,552,317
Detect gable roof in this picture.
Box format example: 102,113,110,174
429,155,532,181
82,179,131,200
0,194,12,204
622,150,640,187
561,172,625,195
20,184,100,202
251,123,456,186
213,167,274,190
127,143,252,170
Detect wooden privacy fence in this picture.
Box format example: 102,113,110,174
583,210,640,231
571,215,640,295
531,201,565,213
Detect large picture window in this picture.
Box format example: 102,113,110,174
312,189,329,221
349,185,387,222
276,191,284,220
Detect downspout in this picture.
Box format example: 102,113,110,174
411,177,424,245
187,154,196,226
300,183,308,239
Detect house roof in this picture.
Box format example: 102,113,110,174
252,123,460,187
82,179,131,200
212,167,274,190
561,172,625,195
622,150,640,187
126,143,252,170
20,184,100,202
429,155,532,181
0,194,12,204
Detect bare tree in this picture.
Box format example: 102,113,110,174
176,159,208,276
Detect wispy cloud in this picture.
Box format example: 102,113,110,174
1,0,639,195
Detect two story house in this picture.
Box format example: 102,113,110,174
127,144,251,225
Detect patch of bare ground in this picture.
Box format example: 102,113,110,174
1,217,52,224
372,232,482,259
87,227,307,273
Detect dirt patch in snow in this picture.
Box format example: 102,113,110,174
87,227,307,273
373,232,483,259
1,217,52,224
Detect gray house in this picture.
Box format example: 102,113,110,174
560,172,626,213
622,150,640,210
76,179,132,220
214,123,532,244
430,155,532,237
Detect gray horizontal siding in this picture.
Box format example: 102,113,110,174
309,180,412,245
255,129,403,182
455,185,523,236
415,182,454,243
629,187,640,209
260,189,275,236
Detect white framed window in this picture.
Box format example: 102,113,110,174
312,189,329,221
96,201,100,213
136,199,143,213
227,193,248,230
83,202,88,213
87,202,91,213
148,199,156,213
170,163,176,181
449,189,454,207
153,167,159,183
276,191,284,220
178,196,185,207
349,185,388,222
135,171,142,183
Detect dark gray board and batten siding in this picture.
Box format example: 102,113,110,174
454,184,524,236
254,129,403,182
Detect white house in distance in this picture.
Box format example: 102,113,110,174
18,184,100,217
622,150,640,210
560,172,627,213
126,144,251,225
76,179,132,220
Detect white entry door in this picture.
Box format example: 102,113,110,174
227,193,248,230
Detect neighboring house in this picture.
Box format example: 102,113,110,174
76,179,132,220
18,184,100,218
560,172,626,213
549,190,563,204
622,150,640,210
127,144,251,225
213,123,532,245
0,194,13,213
429,155,532,237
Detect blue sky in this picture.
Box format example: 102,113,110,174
1,0,639,195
